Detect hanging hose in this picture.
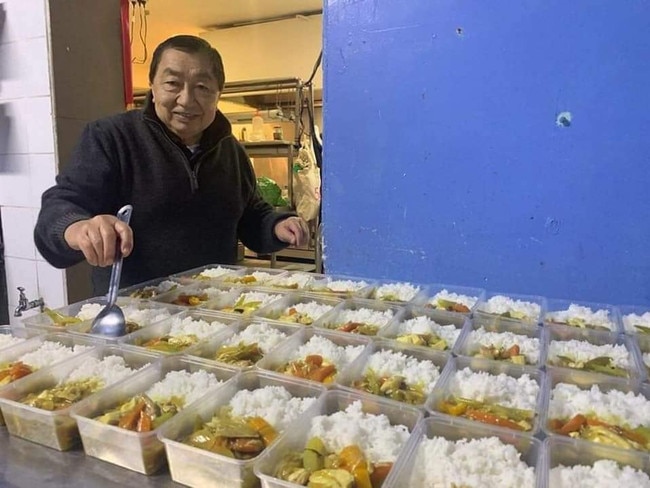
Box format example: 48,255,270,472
120,0,134,107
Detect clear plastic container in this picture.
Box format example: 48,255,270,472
540,367,650,446
256,327,372,386
426,356,544,436
20,295,116,334
261,271,316,292
335,338,450,409
169,263,246,285
412,282,486,315
118,276,184,299
635,334,650,382
544,297,622,335
185,318,300,370
254,293,342,326
218,267,289,287
454,313,545,368
618,304,650,336
200,287,288,317
312,298,406,337
151,281,236,308
367,278,429,305
250,111,265,142
70,355,238,474
383,416,543,488
157,369,327,488
302,273,377,299
0,345,160,450
474,291,547,326
377,305,469,354
0,325,39,353
253,389,423,488
117,310,241,356
542,326,643,385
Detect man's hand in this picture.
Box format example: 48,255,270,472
64,215,134,267
273,216,310,247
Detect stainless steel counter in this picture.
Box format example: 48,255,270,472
0,429,180,487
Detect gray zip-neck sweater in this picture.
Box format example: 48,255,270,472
34,99,291,294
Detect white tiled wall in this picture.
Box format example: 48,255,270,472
0,0,67,326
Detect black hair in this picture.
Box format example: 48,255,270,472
148,35,225,91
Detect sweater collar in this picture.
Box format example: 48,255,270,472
141,91,232,149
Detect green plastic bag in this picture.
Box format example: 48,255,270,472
256,176,288,207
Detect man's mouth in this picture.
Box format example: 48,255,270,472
173,112,198,120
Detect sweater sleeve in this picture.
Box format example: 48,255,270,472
235,148,295,254
34,122,121,268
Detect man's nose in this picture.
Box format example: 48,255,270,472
177,84,196,105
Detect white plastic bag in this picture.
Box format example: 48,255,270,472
293,137,321,222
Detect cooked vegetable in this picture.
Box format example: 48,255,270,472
475,344,526,365
395,333,448,350
21,378,103,411
221,295,263,314
171,293,209,306
335,322,378,336
0,361,33,386
353,370,425,405
279,355,337,384
548,317,610,331
214,342,264,367
43,308,82,327
140,334,200,353
433,299,470,314
95,394,183,432
279,307,314,325
549,414,650,451
439,396,534,431
551,355,628,377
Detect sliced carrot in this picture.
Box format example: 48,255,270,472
558,414,587,435
465,409,525,431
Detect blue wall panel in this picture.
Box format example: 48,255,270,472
323,1,650,305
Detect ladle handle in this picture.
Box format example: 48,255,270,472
106,204,133,306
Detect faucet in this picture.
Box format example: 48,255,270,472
14,287,45,317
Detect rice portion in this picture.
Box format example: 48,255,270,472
0,334,26,350
290,335,365,370
546,304,616,331
449,368,539,411
199,266,237,279
375,282,421,302
480,295,541,321
364,349,441,394
285,301,334,320
146,369,222,406
76,303,172,326
168,315,229,339
229,385,316,432
224,321,288,353
232,291,282,308
269,273,313,289
467,327,540,364
428,289,478,309
410,436,536,488
548,339,630,369
549,383,650,428
550,460,650,487
18,342,92,369
309,400,410,464
313,279,369,293
66,355,145,387
396,316,461,348
335,308,395,328
623,311,650,333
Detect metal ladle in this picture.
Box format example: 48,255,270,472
89,204,133,337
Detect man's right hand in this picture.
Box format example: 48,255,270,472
63,215,134,267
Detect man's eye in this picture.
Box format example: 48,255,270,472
164,81,180,87
197,85,210,91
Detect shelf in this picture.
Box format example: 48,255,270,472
243,141,295,157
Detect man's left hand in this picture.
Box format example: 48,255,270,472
274,216,310,247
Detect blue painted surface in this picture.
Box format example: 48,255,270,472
322,1,650,306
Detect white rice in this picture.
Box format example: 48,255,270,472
283,301,334,321
199,266,237,279
428,289,478,309
335,307,395,328
375,282,421,302
309,400,410,464
66,355,145,387
146,369,222,406
449,367,539,411
479,295,541,321
467,327,540,364
410,436,536,488
312,278,369,293
550,460,650,487
232,291,282,308
396,316,461,348
168,315,229,339
546,304,616,331
76,303,172,326
17,342,92,370
364,349,440,394
290,335,365,370
623,311,650,333
226,271,276,284
0,334,26,350
224,321,288,353
549,383,650,428
229,385,316,432
269,273,313,289
548,339,630,369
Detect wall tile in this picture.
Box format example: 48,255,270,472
0,37,51,99
0,97,53,154
29,152,56,206
37,260,66,309
4,256,38,309
0,154,31,206
1,205,36,259
0,98,29,154
0,0,47,44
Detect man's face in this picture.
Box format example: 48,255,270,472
150,48,220,145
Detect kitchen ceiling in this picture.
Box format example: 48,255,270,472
145,0,323,30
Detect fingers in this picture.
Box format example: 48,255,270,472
274,217,310,247
64,215,134,267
